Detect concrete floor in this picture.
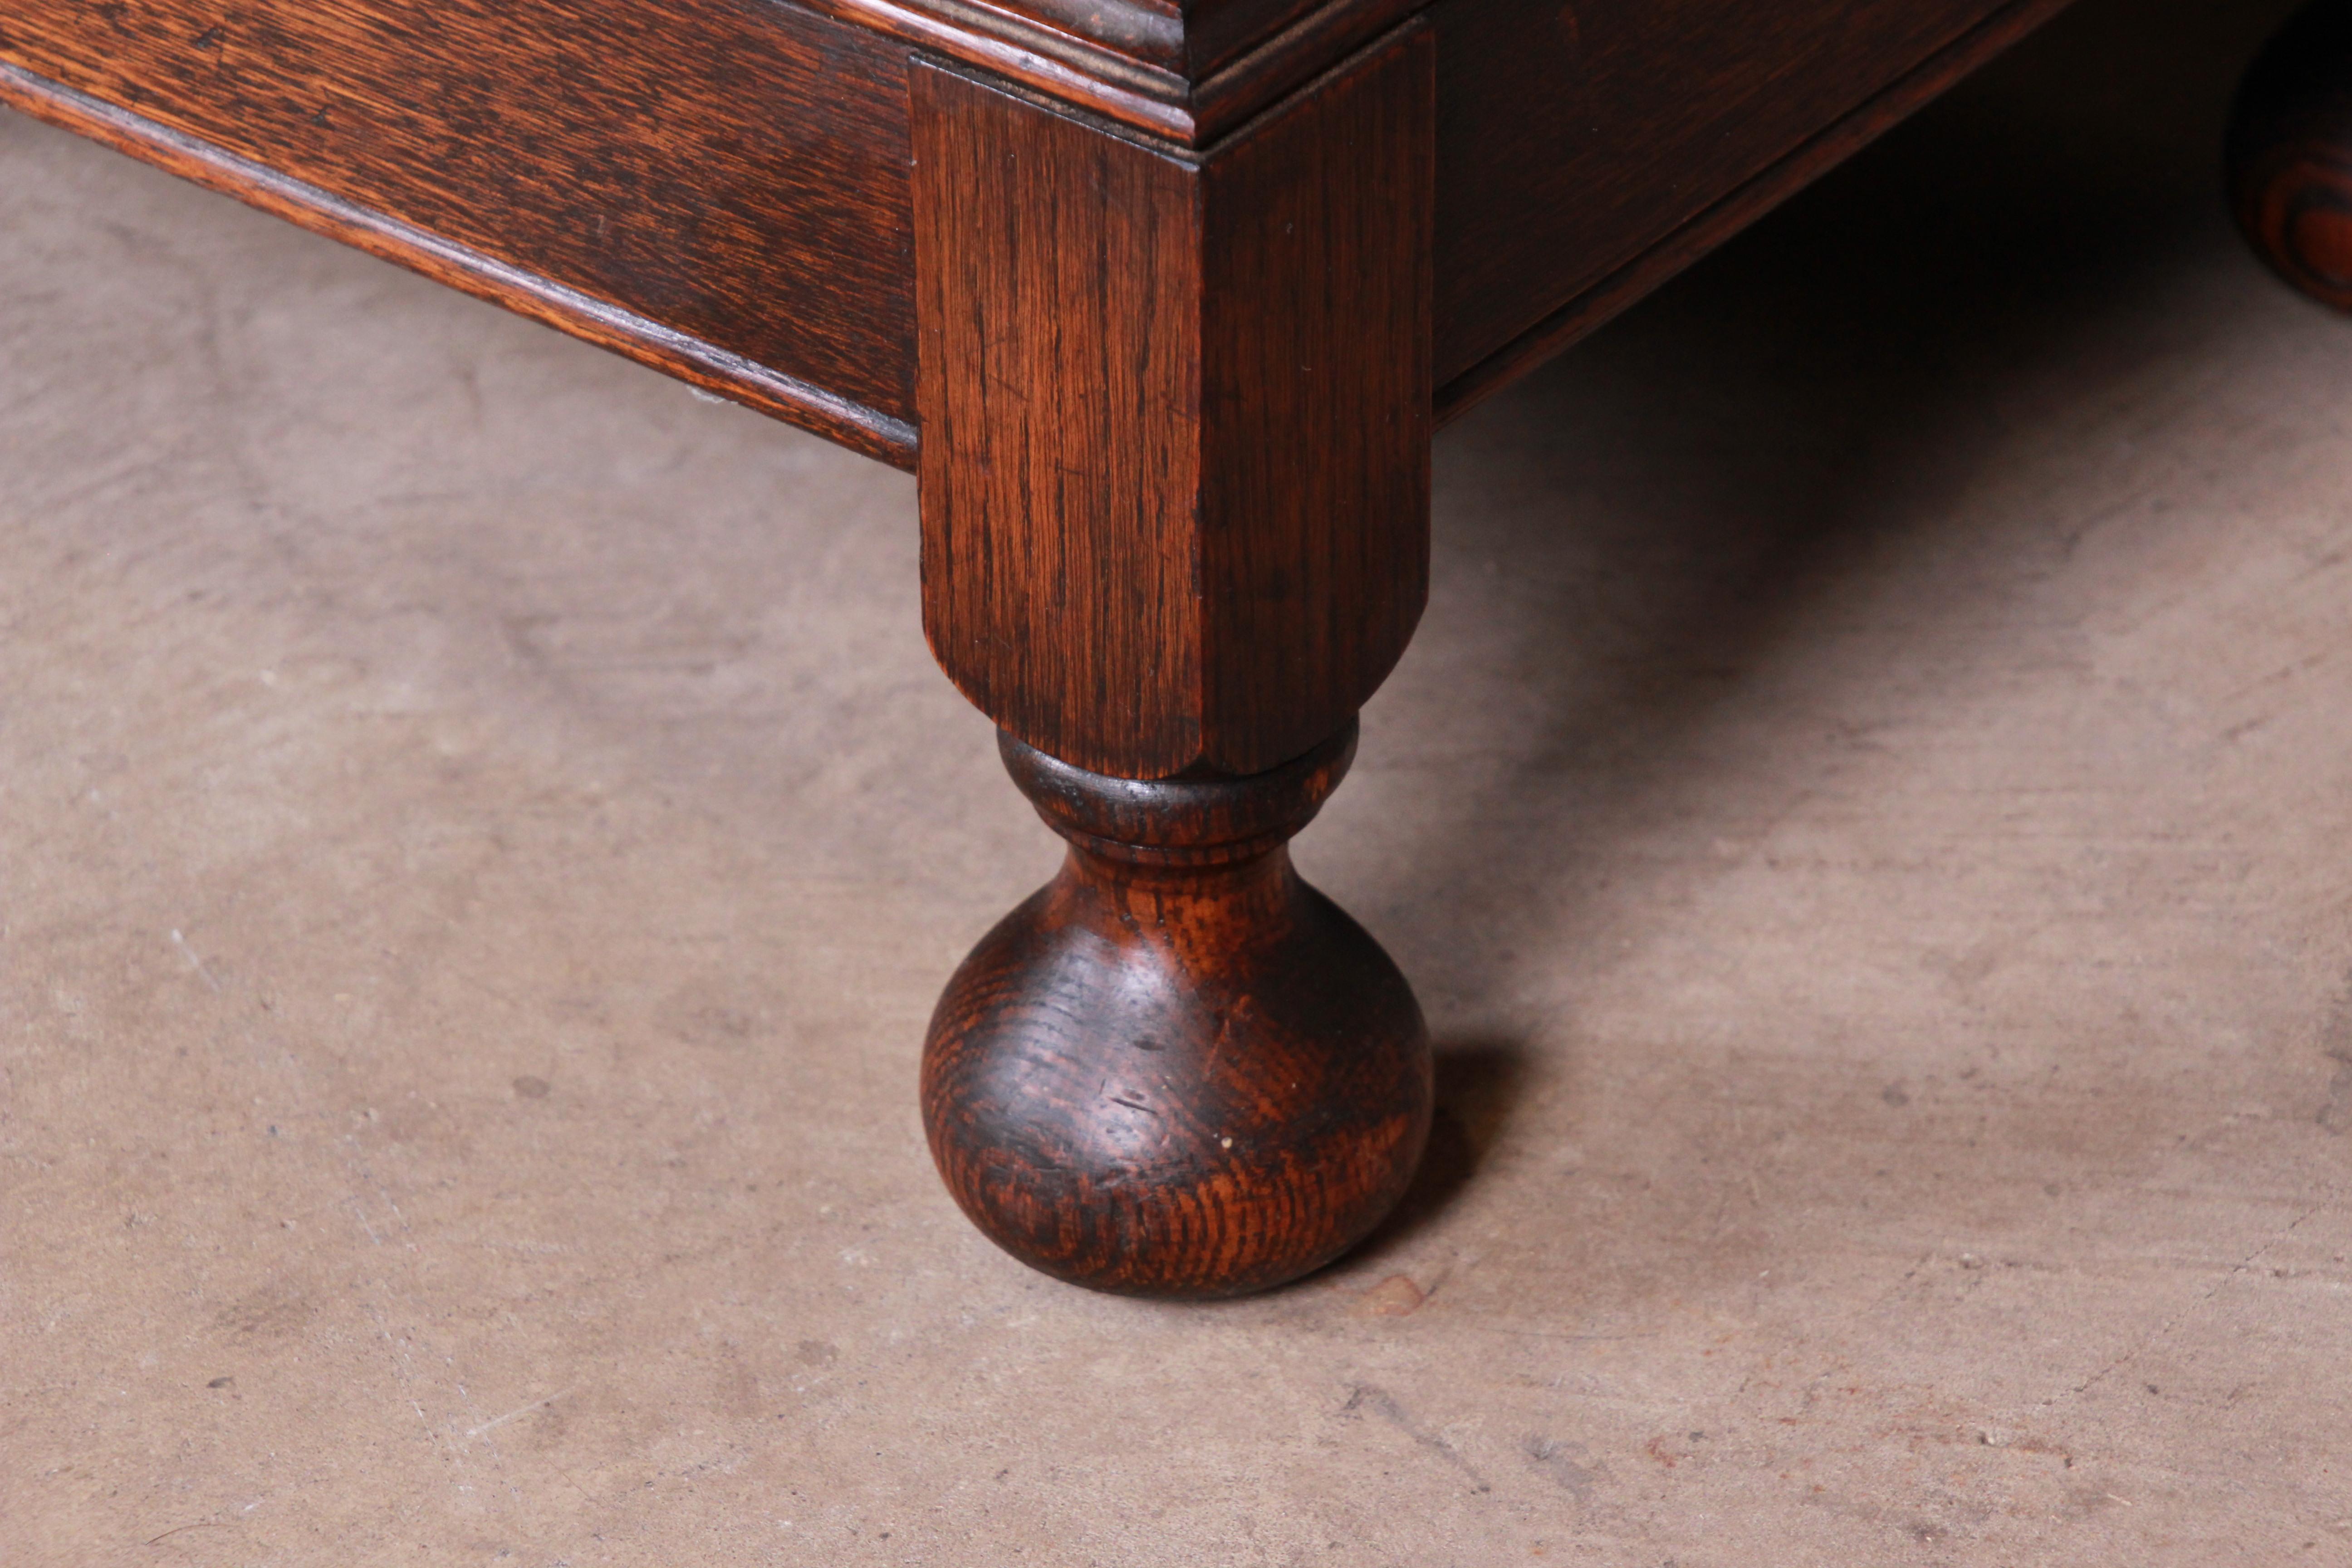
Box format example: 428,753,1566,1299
6,0,2352,1561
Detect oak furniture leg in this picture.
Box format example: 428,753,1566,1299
2230,0,2352,309
909,34,1436,1296
925,724,1429,1297
3,0,2094,1304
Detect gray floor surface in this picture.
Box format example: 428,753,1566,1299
6,0,2351,1561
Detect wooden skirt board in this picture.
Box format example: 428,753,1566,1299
3,0,2164,1297
0,0,2068,460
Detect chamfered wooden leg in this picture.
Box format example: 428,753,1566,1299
923,723,1430,1298
907,30,1437,1295
2229,1,2352,309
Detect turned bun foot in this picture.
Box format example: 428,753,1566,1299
922,721,1432,1299
2229,1,2352,309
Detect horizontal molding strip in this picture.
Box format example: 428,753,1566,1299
0,61,919,469
816,0,1424,145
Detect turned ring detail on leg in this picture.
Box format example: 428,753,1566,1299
921,720,1433,1299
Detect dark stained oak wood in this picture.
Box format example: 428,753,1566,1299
828,0,1426,143
879,0,1427,142
923,722,1432,1298
0,0,920,456
0,63,918,466
912,38,1434,1297
2229,0,2352,312
0,0,2082,460
951,0,1366,79
1429,0,2076,411
912,33,1433,782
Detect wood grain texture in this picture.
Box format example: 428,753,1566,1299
923,722,1431,1298
2229,0,2352,312
944,0,1319,78
0,62,916,465
824,0,1424,143
912,34,1432,781
1431,0,2073,401
0,0,918,433
2,0,2086,463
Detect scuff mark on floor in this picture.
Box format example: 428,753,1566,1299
1341,1383,1490,1493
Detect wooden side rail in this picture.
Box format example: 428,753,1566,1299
3,0,2073,451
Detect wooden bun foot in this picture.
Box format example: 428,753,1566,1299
2230,1,2352,309
922,720,1432,1299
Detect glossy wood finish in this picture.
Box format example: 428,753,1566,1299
1431,0,2076,422
912,37,1434,1296
0,0,919,461
923,722,1432,1298
0,63,917,465
2229,0,2352,312
1430,0,2075,408
912,35,1432,782
0,0,2076,458
840,0,1424,142
964,0,1372,79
